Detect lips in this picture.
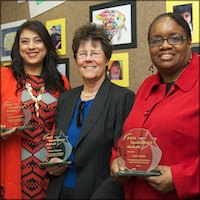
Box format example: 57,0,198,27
27,52,38,57
159,53,174,60
83,66,96,69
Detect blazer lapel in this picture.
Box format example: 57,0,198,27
59,87,82,136
75,78,111,148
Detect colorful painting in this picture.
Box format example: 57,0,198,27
90,1,136,50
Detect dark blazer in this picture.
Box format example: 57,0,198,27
47,78,135,199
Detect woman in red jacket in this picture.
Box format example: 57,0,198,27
0,20,70,199
110,13,199,199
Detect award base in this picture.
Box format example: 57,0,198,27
116,169,161,177
38,160,72,167
1,126,34,133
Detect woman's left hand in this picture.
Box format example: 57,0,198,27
145,165,175,194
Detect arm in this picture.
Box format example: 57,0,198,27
171,158,199,198
145,158,199,199
110,90,135,183
113,90,135,143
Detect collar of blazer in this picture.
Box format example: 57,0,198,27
72,77,112,148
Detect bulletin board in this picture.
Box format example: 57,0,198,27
1,1,176,93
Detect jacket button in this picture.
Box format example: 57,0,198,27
144,110,150,116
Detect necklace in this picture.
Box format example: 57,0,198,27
81,91,98,97
25,82,45,118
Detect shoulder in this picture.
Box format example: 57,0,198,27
59,86,81,99
109,82,135,97
136,74,158,96
1,67,14,80
1,66,12,74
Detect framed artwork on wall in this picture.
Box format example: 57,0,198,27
166,1,199,44
57,58,69,80
1,19,27,62
46,18,66,56
90,1,136,50
28,0,65,18
107,52,129,87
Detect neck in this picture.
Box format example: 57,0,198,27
24,65,43,76
83,76,105,91
81,91,98,97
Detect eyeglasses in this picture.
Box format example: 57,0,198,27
76,101,85,127
149,34,187,47
76,50,104,59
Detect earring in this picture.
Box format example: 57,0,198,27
149,64,154,75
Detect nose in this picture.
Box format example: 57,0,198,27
160,38,172,48
28,40,35,49
85,53,93,60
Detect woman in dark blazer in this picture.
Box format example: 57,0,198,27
46,23,135,199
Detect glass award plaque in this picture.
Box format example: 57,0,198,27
1,99,33,132
116,128,162,177
39,129,73,167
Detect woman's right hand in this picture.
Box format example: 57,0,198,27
0,124,17,140
45,157,69,176
110,156,131,184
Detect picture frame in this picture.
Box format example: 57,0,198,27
46,18,66,55
28,0,65,18
2,62,11,67
107,52,129,87
1,19,27,62
57,58,69,80
90,1,136,50
166,1,199,44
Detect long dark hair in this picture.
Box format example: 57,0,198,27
10,20,66,94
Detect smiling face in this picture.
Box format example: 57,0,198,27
76,40,108,83
19,28,47,74
149,16,192,82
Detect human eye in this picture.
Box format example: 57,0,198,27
20,39,29,45
170,34,182,43
92,51,101,57
34,38,43,44
149,37,162,46
78,52,87,58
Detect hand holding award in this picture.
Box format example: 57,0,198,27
117,128,162,177
1,98,33,133
39,129,73,167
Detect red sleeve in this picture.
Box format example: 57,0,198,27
62,75,70,90
171,157,199,198
110,139,120,166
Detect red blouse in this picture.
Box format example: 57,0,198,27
0,67,70,199
111,53,199,199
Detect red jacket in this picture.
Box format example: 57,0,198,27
0,67,70,199
111,53,199,199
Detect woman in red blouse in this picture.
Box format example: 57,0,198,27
110,13,199,199
0,20,70,199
